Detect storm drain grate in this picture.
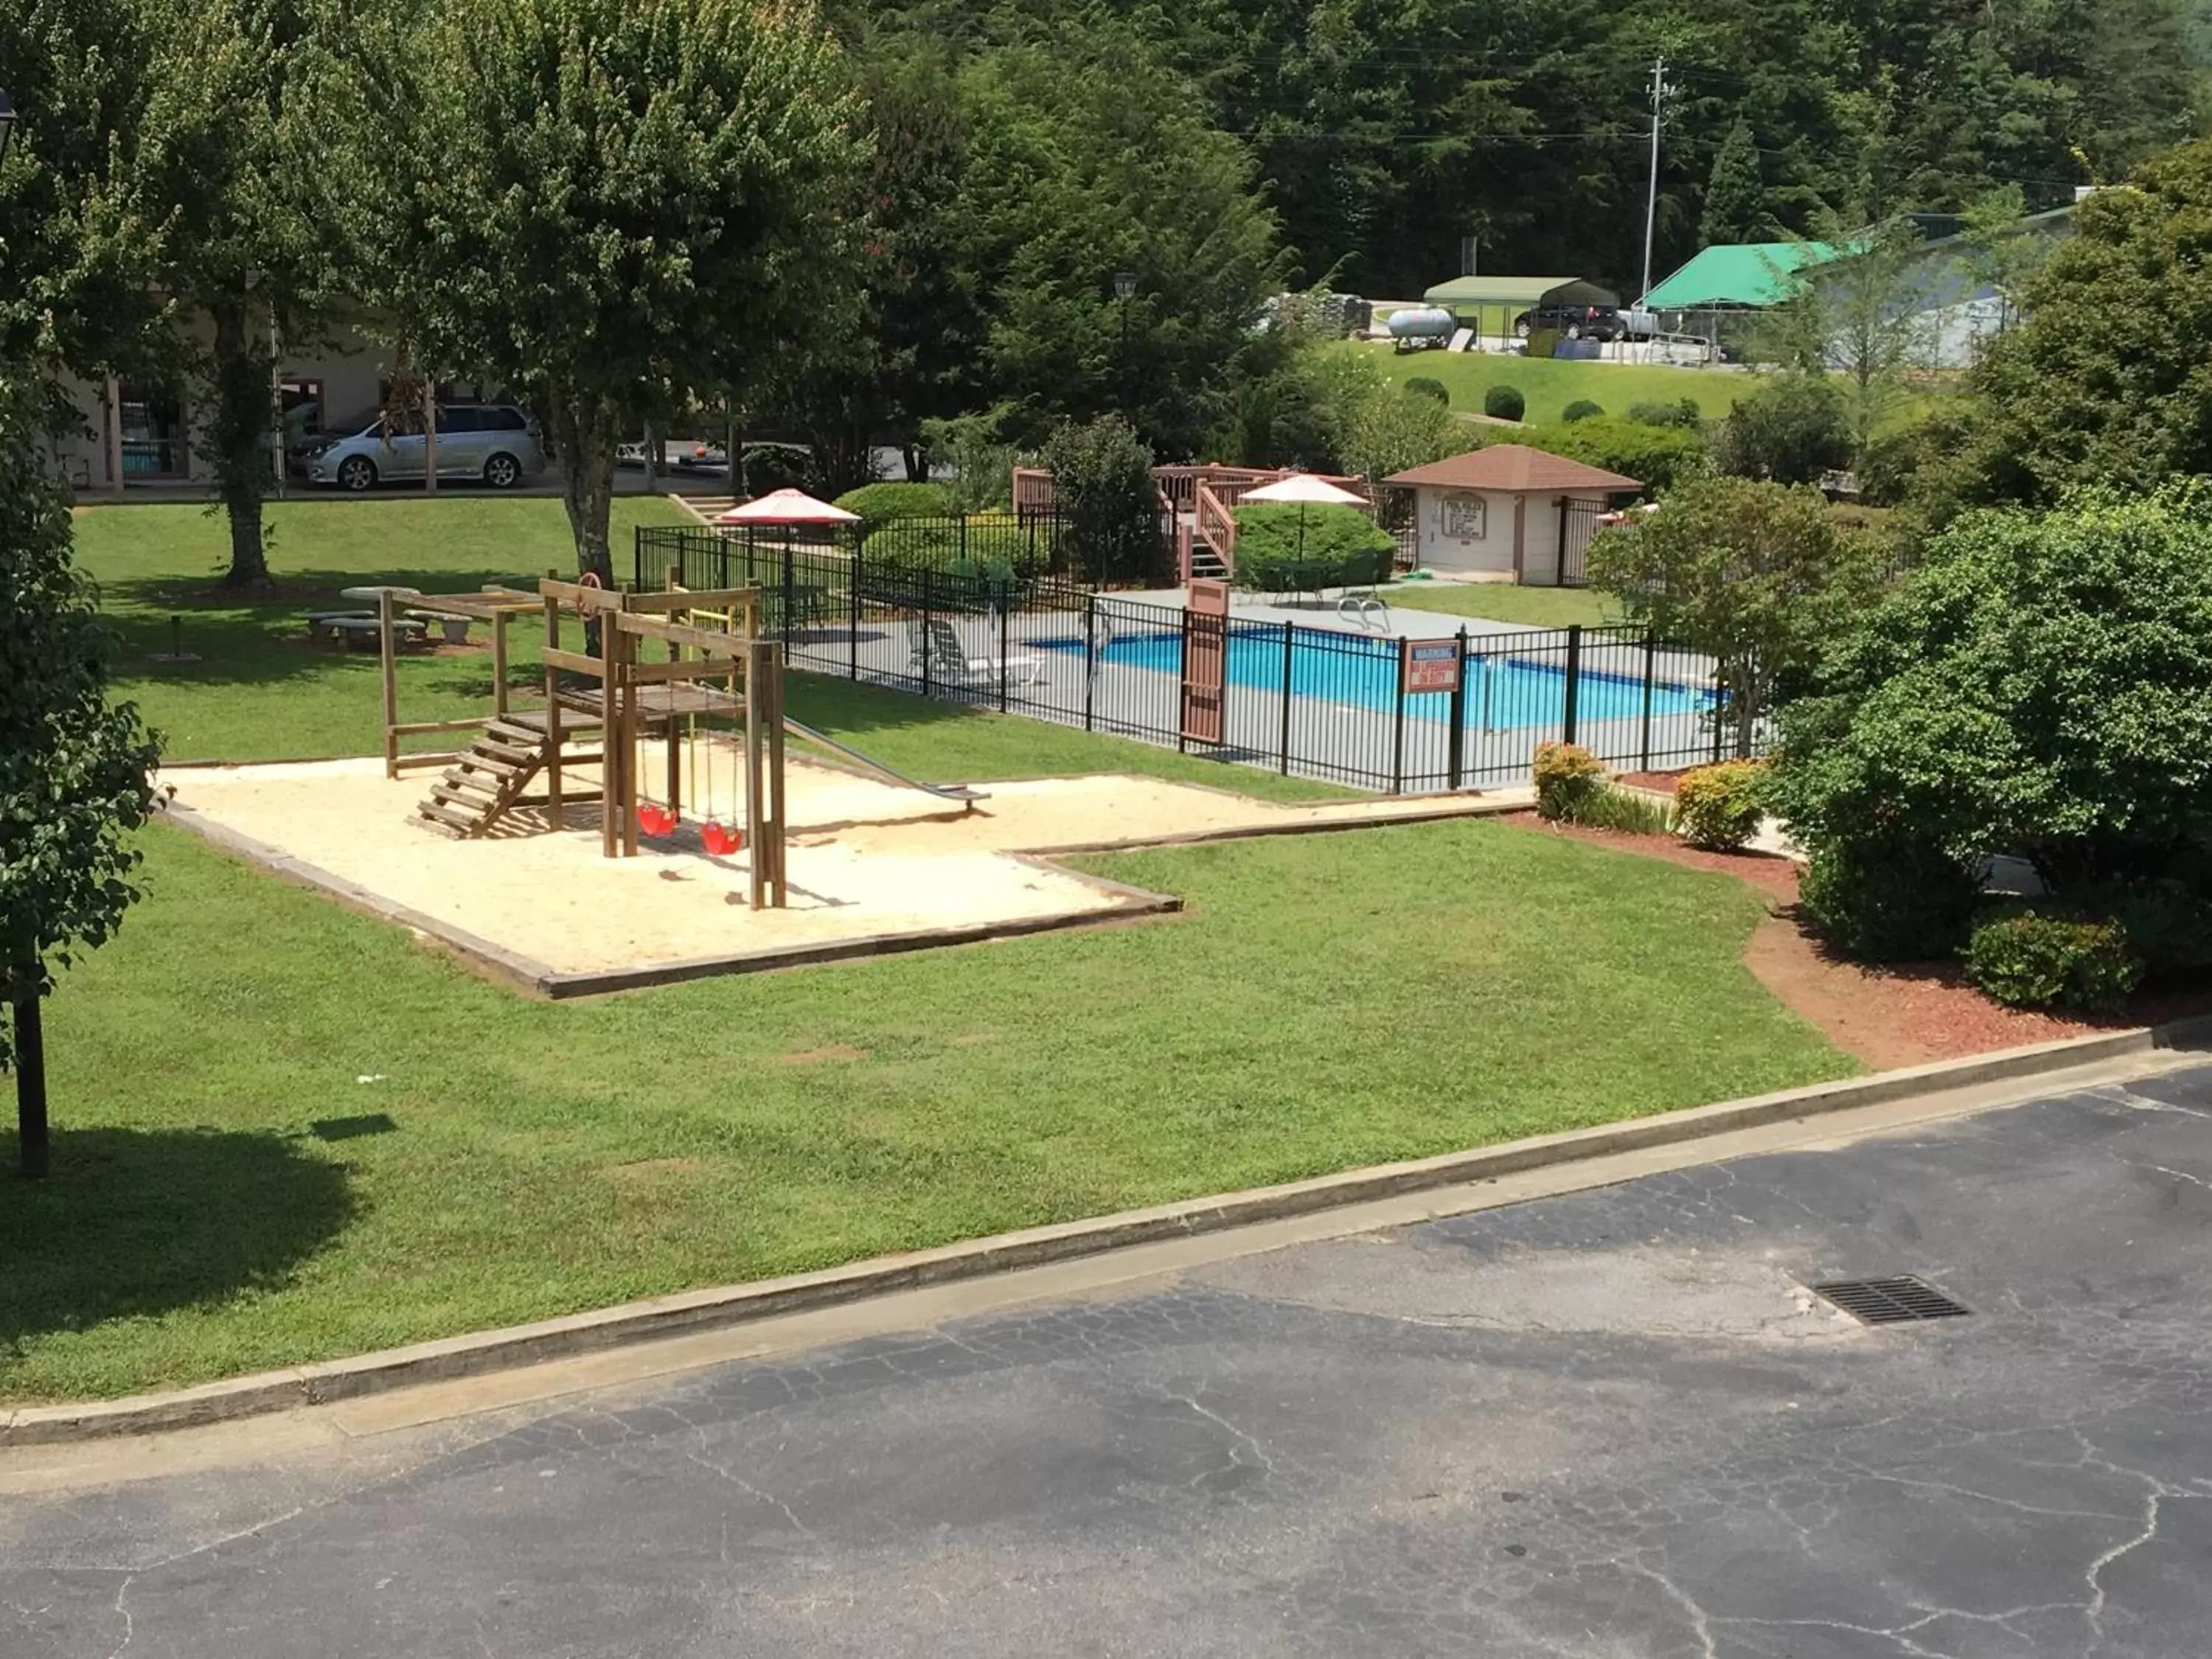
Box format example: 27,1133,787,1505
1809,1276,1972,1325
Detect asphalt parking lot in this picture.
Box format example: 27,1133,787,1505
7,1061,2212,1657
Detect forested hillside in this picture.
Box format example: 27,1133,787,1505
841,0,2206,295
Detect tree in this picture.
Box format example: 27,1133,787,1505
1586,475,1874,756
328,0,866,580
1962,139,2212,507
1,378,161,1178
1771,487,2212,911
1711,372,1851,484
1044,416,1160,584
943,19,1287,459
1700,118,1771,246
1955,185,2056,338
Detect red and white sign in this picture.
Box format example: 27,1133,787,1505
1400,636,1462,695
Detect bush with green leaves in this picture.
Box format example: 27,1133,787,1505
1044,415,1161,583
1484,384,1526,421
1962,912,2143,1012
1561,399,1604,424
1532,742,1607,821
1674,761,1767,851
1571,785,1676,835
860,516,1033,571
1712,372,1851,484
1230,502,1394,592
1769,487,2212,956
1402,377,1449,406
1627,398,1703,430
1795,834,1983,961
1507,417,1705,493
833,481,954,524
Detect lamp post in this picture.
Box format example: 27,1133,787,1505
1113,270,1137,425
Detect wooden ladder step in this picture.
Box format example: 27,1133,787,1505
453,749,527,780
415,801,486,836
484,720,557,751
431,777,501,809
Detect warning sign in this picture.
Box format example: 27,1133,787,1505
1399,636,1462,695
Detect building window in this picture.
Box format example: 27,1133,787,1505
119,384,187,478
1441,493,1488,540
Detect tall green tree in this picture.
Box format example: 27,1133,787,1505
1960,139,2212,507
1700,117,1772,246
1587,475,1874,756
327,0,867,580
0,378,161,1178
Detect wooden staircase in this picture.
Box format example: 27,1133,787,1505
413,711,606,839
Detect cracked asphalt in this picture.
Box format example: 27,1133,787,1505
8,1062,2212,1657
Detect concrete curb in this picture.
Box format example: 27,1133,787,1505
8,1015,2208,1447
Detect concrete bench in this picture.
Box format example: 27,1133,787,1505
302,611,372,642
406,610,473,646
324,616,429,652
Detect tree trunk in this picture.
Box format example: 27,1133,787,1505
12,990,48,1179
555,393,619,582
210,297,273,589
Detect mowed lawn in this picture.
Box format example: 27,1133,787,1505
1380,582,1621,630
0,496,1852,1403
1355,341,1753,424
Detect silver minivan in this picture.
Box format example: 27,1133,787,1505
300,403,547,491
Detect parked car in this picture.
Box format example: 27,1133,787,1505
298,403,546,491
1513,304,1623,342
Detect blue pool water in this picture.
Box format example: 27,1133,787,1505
1035,625,1710,728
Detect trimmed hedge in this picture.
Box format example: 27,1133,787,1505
860,516,1032,570
833,481,954,524
1627,397,1703,429
1798,835,1981,962
1561,400,1605,423
1403,377,1450,406
1230,502,1395,593
1674,761,1767,851
1483,384,1526,421
1963,912,2143,1012
1533,741,1607,821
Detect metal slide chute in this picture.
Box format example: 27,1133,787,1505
781,717,990,807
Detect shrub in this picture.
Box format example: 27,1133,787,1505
1044,414,1161,583
941,556,1023,606
1403,377,1450,407
1561,400,1605,424
1674,761,1767,851
2078,883,2212,978
1963,912,2143,1012
1627,397,1703,429
1712,372,1851,484
1533,741,1607,821
1509,417,1706,493
1230,502,1395,592
1484,384,1526,422
833,481,953,524
860,516,1032,571
1796,834,1982,962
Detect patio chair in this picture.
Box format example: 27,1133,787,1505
907,618,1047,688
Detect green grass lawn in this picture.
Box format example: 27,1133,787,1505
1380,582,1621,630
1356,341,1753,424
74,499,1336,801
1,495,1855,1403
4,815,1850,1402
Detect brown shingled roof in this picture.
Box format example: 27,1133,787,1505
1385,444,1641,494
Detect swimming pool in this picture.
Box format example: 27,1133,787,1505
1035,625,1711,728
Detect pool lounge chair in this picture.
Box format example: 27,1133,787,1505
906,618,1047,688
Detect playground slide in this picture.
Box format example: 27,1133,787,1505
782,717,990,806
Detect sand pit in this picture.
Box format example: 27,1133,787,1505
162,745,1519,995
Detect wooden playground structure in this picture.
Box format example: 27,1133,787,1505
369,575,789,910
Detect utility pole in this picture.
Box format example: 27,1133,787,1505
1639,55,1674,361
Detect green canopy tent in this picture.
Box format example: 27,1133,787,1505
1418,276,1621,348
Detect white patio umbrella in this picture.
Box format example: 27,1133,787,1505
1238,472,1368,563
713,488,861,526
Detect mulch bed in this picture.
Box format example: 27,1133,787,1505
1503,812,2209,1071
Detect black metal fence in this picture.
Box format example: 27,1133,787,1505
635,524,1745,793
